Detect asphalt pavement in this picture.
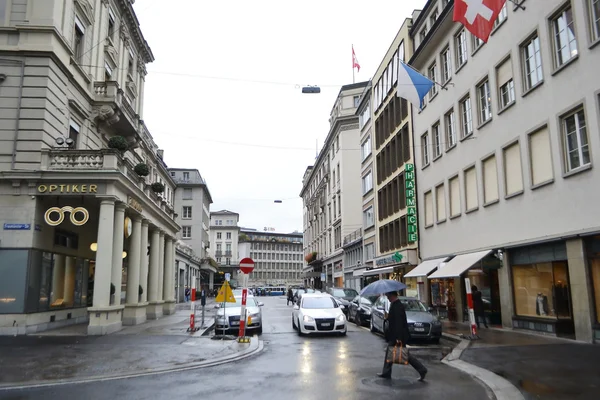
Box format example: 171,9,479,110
0,296,492,400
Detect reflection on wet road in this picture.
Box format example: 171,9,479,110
1,296,492,400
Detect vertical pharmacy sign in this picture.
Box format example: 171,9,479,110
405,164,418,243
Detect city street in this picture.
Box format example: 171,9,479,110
0,296,492,400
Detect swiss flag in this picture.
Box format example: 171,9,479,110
453,0,507,43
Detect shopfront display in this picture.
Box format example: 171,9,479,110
430,279,455,320
585,236,600,324
404,277,418,298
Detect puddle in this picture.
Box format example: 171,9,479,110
518,379,582,396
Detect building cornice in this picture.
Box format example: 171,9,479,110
116,0,154,63
409,0,454,66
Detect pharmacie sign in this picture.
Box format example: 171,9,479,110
405,163,417,243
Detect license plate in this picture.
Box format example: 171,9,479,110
321,323,331,327
414,327,425,332
231,321,239,326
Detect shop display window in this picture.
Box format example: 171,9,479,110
512,261,571,319
404,277,418,298
586,236,600,323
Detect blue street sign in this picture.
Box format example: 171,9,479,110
3,223,31,230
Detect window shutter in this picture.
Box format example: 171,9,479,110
503,142,524,195
424,191,433,226
529,127,553,185
435,185,446,221
497,58,513,87
450,176,461,216
483,156,499,203
465,167,478,210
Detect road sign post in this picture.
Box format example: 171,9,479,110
238,258,255,343
464,278,479,340
215,281,236,337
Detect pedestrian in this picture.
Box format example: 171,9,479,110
472,285,488,328
287,287,294,306
378,291,427,381
184,286,190,302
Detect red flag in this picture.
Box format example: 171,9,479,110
453,0,507,43
352,46,361,72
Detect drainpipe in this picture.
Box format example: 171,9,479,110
7,59,25,170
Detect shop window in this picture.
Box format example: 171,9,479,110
586,236,600,323
54,229,79,250
512,261,571,319
0,249,29,313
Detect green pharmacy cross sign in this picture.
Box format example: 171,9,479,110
405,164,418,243
392,252,403,262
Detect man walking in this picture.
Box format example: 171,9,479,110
472,285,488,328
378,291,427,381
287,287,294,306
184,286,191,302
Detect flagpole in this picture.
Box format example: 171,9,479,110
399,60,451,90
352,45,355,83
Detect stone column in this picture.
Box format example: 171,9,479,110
157,231,165,301
147,228,162,319
88,199,124,335
124,217,145,325
139,219,149,303
209,271,214,290
111,204,126,305
566,238,594,343
63,256,76,306
51,254,66,303
91,199,115,308
498,251,515,329
163,236,176,314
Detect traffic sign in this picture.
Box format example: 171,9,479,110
215,281,236,303
225,273,231,281
239,257,255,274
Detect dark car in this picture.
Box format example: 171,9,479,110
348,295,378,326
293,288,316,304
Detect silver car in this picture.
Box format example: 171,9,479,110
370,296,442,343
214,295,264,335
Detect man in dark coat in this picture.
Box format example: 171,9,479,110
378,291,428,381
472,285,488,328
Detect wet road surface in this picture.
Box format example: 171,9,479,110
0,296,492,400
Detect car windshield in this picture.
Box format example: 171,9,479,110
400,299,427,312
361,296,377,305
231,297,257,307
302,297,337,309
332,288,358,298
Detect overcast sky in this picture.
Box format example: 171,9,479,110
133,0,426,233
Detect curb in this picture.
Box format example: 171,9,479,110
441,337,524,400
0,336,264,391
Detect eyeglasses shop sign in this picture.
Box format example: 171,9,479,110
405,164,417,243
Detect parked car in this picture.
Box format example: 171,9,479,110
292,293,347,336
214,295,264,335
292,288,316,304
326,287,359,309
348,295,378,326
370,295,442,343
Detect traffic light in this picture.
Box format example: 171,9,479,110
302,86,320,94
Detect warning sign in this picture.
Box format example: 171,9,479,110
215,281,236,303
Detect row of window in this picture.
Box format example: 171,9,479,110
215,232,233,240
251,271,303,280
248,253,303,261
213,219,235,226
249,243,303,251
250,262,304,270
379,216,408,253
423,106,592,227
377,173,406,221
373,41,406,112
374,96,409,150
376,124,411,185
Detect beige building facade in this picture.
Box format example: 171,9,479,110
0,0,179,335
411,0,600,342
300,82,368,289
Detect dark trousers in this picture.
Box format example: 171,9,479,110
382,345,427,377
475,312,488,328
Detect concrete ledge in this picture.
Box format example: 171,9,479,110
146,303,163,320
0,336,264,390
87,320,122,336
122,304,148,326
442,337,524,400
163,301,176,315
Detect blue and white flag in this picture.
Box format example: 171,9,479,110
396,61,435,109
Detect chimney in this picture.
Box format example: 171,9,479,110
157,149,164,159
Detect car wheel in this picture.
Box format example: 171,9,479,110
297,319,303,336
340,329,347,336
347,311,353,323
431,337,440,344
292,317,297,330
355,313,362,326
257,326,263,335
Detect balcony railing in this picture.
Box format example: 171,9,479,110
41,149,120,170
225,251,232,257
343,228,362,245
215,251,223,257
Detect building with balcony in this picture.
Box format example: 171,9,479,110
238,228,303,287
410,0,600,342
208,210,240,286
169,168,217,300
300,81,368,289
342,228,363,291
0,0,179,335
366,17,419,295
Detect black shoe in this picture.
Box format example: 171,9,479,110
419,370,427,381
377,373,391,379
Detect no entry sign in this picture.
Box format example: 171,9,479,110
239,257,255,274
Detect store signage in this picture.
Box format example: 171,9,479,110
3,223,31,230
128,196,143,213
37,184,99,194
375,251,404,267
405,163,418,243
44,206,89,226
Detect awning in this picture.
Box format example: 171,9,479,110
404,257,448,278
428,250,492,279
353,268,367,277
363,266,395,276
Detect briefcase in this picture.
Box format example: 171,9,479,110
386,340,409,365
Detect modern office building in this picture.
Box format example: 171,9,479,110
366,17,419,298
0,0,178,335
410,0,600,342
169,168,217,299
208,210,240,286
300,82,369,289
238,228,303,287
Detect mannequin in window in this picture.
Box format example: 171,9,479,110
536,293,549,316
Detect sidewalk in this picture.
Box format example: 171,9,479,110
442,321,600,399
0,298,264,389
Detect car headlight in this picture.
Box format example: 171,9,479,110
249,313,260,319
336,314,345,322
216,315,226,322
303,315,314,323
432,319,441,325
361,307,371,315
